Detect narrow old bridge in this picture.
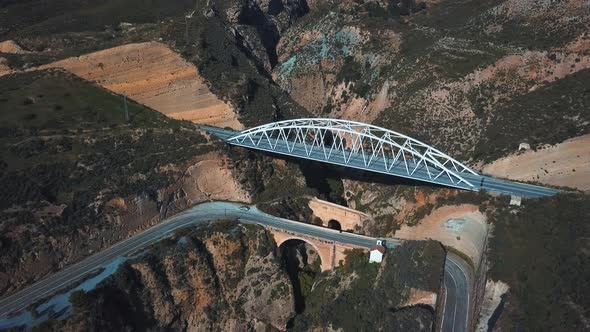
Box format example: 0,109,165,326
203,118,558,198
268,226,364,271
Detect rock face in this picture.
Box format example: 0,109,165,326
0,57,12,76
270,0,590,164
183,151,253,203
475,280,510,332
218,0,311,70
46,222,296,331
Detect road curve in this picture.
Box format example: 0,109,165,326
0,202,472,331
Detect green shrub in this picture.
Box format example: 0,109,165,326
488,194,590,331
69,290,89,313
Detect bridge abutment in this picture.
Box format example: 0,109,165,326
308,197,369,232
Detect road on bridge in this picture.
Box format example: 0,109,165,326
0,202,472,332
203,125,559,198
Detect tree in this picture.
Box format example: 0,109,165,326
69,289,89,313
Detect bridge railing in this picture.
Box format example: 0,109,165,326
226,118,480,189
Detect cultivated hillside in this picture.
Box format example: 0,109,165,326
39,42,241,129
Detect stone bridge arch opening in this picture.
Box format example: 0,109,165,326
278,238,322,314
327,219,342,232
278,238,322,272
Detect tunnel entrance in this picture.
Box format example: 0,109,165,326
327,219,342,232
278,239,321,317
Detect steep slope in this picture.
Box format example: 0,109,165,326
271,0,590,189
0,69,249,297
482,134,590,190
39,221,296,331
487,194,590,331
40,42,242,129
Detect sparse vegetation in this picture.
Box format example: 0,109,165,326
269,283,289,304
0,70,215,296
473,69,590,162
258,196,314,223
407,202,434,226
34,221,293,331
336,56,363,84
488,194,590,331
292,242,445,331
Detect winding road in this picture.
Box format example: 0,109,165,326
0,202,472,331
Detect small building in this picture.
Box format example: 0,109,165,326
510,195,522,206
369,240,386,263
518,142,531,151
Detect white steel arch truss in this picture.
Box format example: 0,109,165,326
227,118,480,189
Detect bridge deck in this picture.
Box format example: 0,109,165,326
202,126,559,198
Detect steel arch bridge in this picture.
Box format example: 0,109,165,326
202,118,560,197
218,118,482,190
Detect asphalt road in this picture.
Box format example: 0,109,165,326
0,202,471,331
442,252,472,332
203,126,559,198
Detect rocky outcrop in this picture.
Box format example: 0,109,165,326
0,57,13,76
0,40,30,54
183,151,252,203
45,222,296,331
270,0,590,163
218,0,311,70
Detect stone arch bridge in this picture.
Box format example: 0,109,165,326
267,226,362,271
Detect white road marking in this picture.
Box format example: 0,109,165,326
440,283,448,329
448,257,471,329
446,267,459,332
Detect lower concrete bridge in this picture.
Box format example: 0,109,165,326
267,226,364,271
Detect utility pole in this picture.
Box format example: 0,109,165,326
123,95,129,122
185,16,189,45
185,10,196,45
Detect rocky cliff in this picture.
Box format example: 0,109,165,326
40,221,296,331
271,0,590,165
